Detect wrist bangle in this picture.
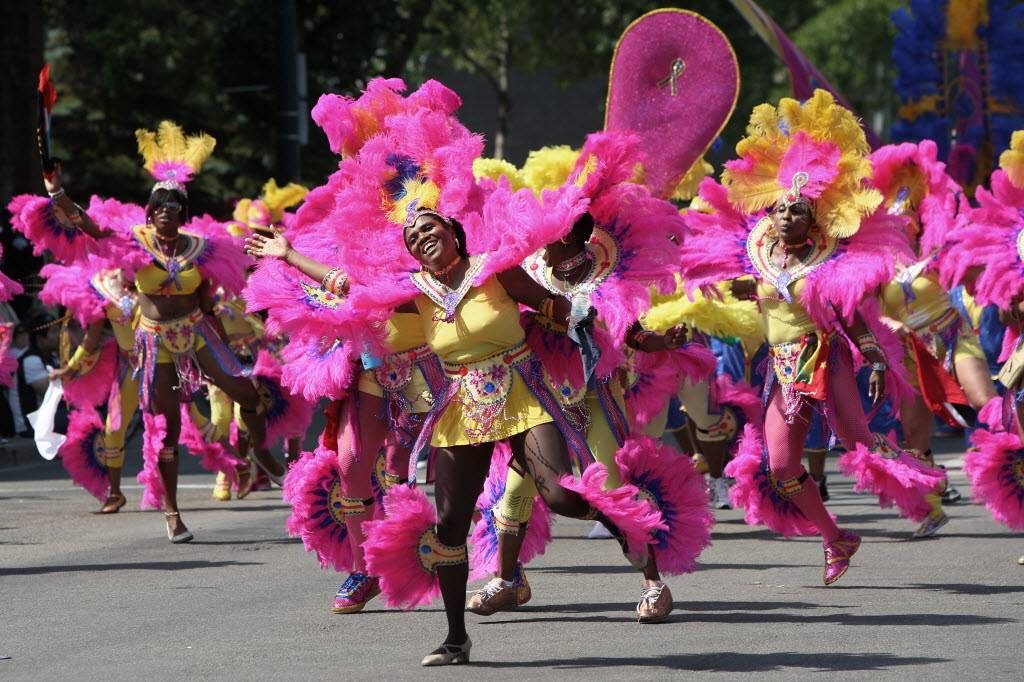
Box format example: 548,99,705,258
858,341,883,357
871,362,887,372
48,188,65,199
321,267,349,296
855,332,875,345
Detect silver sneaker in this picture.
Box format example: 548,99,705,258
712,477,733,510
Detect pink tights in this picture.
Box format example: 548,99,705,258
336,392,417,573
765,344,875,543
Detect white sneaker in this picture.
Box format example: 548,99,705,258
586,521,614,539
712,477,733,510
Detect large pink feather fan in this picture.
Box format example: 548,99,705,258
962,428,1024,531
625,344,716,428
281,447,354,571
178,404,245,484
62,339,118,409
58,407,109,501
312,77,409,157
837,439,946,521
7,194,98,264
559,463,667,559
252,350,315,445
572,130,644,204
725,424,834,537
137,412,168,510
588,188,686,343
39,259,107,326
364,483,443,609
84,196,148,268
0,323,16,388
680,178,759,291
242,256,383,355
277,334,358,402
869,140,960,256
799,208,912,330
469,442,553,580
474,181,590,284
939,171,1024,308
615,435,714,575
312,78,463,159
7,194,144,267
184,214,252,296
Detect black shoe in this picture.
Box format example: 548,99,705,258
817,475,830,502
941,485,962,504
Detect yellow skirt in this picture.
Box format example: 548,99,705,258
431,344,552,447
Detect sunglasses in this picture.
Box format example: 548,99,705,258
155,201,182,213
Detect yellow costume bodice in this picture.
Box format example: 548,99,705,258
757,278,817,345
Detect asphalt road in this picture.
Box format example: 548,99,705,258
1,435,1021,681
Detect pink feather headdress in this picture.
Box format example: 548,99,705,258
869,140,961,257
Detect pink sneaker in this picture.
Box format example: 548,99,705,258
822,530,861,585
331,572,380,614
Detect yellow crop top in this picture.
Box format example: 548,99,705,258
757,278,817,345
132,225,205,296
386,311,429,354
416,276,525,364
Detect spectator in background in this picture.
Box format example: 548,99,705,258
8,315,59,436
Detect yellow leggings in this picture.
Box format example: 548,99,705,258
188,384,247,445
496,392,626,527
102,372,140,468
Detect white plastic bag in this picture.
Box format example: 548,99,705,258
27,379,65,460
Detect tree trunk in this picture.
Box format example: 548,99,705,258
493,15,511,160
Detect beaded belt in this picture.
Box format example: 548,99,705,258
374,343,435,393
137,309,204,355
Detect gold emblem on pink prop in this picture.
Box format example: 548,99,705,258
605,9,739,199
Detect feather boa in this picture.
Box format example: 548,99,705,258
281,447,353,571
725,425,833,537
364,484,442,609
559,464,667,557
137,412,168,510
58,408,109,501
963,428,1024,531
615,435,714,575
468,442,553,580
939,171,1024,308
626,344,716,428
178,404,245,484
837,440,946,521
252,350,316,446
62,340,118,409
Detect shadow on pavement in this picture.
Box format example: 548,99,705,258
828,582,1024,596
468,651,951,672
483,610,1013,627
1,559,263,576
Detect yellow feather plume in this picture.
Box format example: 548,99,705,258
723,89,879,239
645,276,763,347
520,146,580,195
387,178,441,225
261,179,309,222
473,158,525,191
999,130,1024,189
135,120,216,178
671,158,714,202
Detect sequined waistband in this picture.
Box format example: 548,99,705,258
137,308,204,335
443,342,532,377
